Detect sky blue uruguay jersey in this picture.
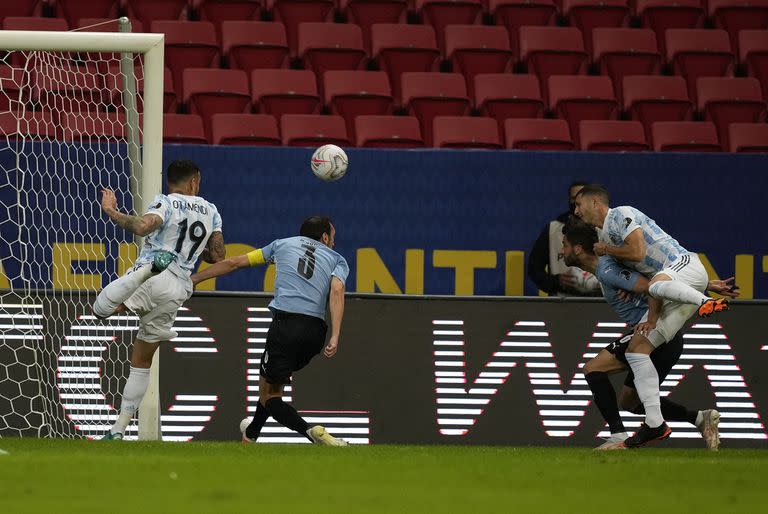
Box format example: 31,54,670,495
136,193,222,274
600,205,688,275
595,256,647,327
262,236,349,320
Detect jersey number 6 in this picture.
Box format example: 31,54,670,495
297,244,317,279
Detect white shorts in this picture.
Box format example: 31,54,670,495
647,253,709,347
123,270,193,343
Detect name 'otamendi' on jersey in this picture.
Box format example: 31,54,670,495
136,193,223,274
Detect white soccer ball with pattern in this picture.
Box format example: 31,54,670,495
311,144,348,181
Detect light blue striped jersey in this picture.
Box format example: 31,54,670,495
595,256,647,326
599,205,687,275
262,236,349,319
136,193,222,275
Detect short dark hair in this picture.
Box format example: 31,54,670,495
300,216,333,241
167,160,200,186
576,184,610,204
562,218,598,254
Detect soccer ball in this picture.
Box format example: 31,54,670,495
311,144,348,182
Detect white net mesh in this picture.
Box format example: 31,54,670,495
0,43,145,438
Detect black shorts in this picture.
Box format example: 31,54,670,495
604,330,684,388
260,310,328,385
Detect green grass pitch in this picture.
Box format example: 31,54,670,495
1,440,766,513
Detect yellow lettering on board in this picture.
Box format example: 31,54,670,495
52,243,105,290
505,251,524,296
433,250,497,295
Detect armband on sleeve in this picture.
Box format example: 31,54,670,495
246,249,265,267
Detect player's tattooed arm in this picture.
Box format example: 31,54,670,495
100,188,162,236
201,231,226,263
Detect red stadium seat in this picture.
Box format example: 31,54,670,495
665,29,734,102
54,1,119,28
519,26,587,100
3,16,69,31
222,21,289,72
125,0,189,28
444,25,513,97
729,122,768,152
474,73,544,130
740,30,768,102
371,23,440,105
107,65,178,114
280,114,350,146
503,118,574,150
401,72,471,147
196,0,263,39
416,0,483,52
183,68,251,139
592,28,660,105
324,70,394,139
623,75,692,140
635,0,704,56
549,75,617,146
298,22,367,78
651,121,721,152
164,114,209,144
152,21,220,99
562,0,630,57
697,77,766,151
432,116,502,149
32,64,106,113
251,69,321,118
341,0,408,53
708,0,768,52
355,115,424,147
579,120,648,151
0,66,27,112
269,0,335,57
211,113,281,145
0,110,58,140
0,1,42,25
490,0,556,60
77,17,144,32
60,111,126,142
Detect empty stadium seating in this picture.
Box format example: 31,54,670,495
729,122,768,152
211,113,281,145
281,114,350,146
164,113,209,144
0,0,763,152
433,116,502,149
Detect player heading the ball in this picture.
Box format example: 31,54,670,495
191,216,349,446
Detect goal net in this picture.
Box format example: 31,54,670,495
0,28,164,439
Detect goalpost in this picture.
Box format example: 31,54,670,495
0,25,165,440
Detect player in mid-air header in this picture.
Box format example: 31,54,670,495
574,184,729,447
191,216,349,446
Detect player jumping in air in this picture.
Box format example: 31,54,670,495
562,221,739,450
574,185,731,447
94,160,225,440
191,216,349,446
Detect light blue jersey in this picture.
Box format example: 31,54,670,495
136,193,223,275
595,256,647,326
600,206,687,275
262,236,349,319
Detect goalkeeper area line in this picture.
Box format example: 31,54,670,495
1,440,766,513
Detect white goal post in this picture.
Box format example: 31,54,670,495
0,27,165,440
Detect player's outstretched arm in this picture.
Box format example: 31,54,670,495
191,254,250,285
101,188,162,236
324,277,345,358
707,277,741,298
200,231,226,263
